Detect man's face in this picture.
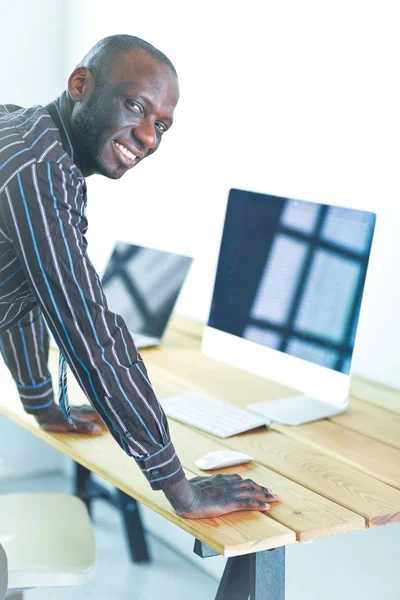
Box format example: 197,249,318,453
70,48,179,179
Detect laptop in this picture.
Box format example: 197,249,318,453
101,241,193,348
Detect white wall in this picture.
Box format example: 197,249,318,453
61,2,400,595
0,0,66,106
0,0,68,476
2,2,400,597
64,0,400,389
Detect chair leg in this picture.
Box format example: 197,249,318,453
0,542,7,600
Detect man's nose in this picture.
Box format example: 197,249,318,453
133,119,157,150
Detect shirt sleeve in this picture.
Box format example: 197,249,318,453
0,306,56,417
2,160,185,491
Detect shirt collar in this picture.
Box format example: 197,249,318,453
45,91,83,173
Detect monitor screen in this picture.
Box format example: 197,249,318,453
208,189,376,374
102,242,192,338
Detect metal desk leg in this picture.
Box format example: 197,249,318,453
215,555,252,600
117,490,150,563
249,547,285,600
74,463,150,563
74,462,95,516
194,540,285,600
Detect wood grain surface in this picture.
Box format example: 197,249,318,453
351,375,400,416
2,314,400,555
330,398,400,450
273,419,400,490
0,355,295,557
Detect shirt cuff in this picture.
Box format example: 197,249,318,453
134,441,186,491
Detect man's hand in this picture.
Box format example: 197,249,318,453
35,404,107,435
164,474,280,519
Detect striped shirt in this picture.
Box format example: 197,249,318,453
0,94,184,490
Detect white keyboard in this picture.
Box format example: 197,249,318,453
161,391,270,438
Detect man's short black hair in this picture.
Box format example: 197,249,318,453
77,34,177,89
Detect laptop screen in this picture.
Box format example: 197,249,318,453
102,242,193,339
208,189,376,374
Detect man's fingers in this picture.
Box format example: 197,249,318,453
232,487,275,504
70,406,107,428
267,496,280,503
234,497,271,511
73,418,103,435
232,479,280,500
42,418,103,436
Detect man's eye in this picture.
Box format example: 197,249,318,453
126,100,143,113
155,122,167,133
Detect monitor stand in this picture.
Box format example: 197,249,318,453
247,394,348,426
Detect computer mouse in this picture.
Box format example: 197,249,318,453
195,450,254,471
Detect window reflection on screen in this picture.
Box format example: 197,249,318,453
209,190,375,374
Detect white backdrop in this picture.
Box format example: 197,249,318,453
0,0,68,476
64,0,400,388
1,3,400,597
61,7,400,592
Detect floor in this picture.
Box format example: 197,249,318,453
0,473,219,600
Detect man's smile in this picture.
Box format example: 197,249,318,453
113,140,141,167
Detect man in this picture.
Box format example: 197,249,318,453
0,35,279,518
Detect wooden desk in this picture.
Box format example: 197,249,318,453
1,316,400,599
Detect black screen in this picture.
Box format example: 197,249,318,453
208,189,376,374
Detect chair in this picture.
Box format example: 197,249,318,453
0,493,95,598
0,542,7,600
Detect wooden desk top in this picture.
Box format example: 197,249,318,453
1,315,400,556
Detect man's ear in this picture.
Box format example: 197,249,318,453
68,67,95,102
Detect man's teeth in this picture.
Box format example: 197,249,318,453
115,142,136,161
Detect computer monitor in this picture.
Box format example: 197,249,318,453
202,189,376,425
102,242,193,348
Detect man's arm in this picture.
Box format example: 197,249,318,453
2,160,185,489
0,306,105,434
2,160,279,516
0,306,54,415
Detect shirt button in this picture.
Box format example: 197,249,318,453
152,469,160,476
125,431,132,438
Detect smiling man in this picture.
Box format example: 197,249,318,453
0,35,279,518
